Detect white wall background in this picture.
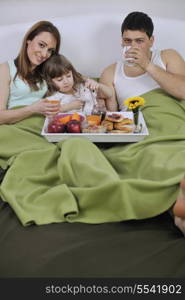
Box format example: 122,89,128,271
1,0,185,76
0,0,185,26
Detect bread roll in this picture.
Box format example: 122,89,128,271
86,115,101,126
111,125,134,133
105,113,123,122
101,120,113,131
114,119,133,130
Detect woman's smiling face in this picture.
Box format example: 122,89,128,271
27,31,57,69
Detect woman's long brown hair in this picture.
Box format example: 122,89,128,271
14,21,61,91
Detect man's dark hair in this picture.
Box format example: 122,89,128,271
121,11,154,38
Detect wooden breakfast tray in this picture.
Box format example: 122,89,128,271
41,111,149,143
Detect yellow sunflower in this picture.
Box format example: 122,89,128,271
124,96,145,110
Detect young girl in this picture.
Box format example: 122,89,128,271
43,54,112,115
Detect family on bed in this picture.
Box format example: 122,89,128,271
0,12,185,235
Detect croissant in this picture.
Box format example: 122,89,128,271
114,119,133,129
111,126,134,133
101,120,114,131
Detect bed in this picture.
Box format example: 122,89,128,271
0,13,185,281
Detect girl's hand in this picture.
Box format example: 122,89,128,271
85,78,99,91
30,99,60,116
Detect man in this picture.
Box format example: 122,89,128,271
99,11,185,236
99,11,185,111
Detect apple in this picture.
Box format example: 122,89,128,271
52,113,72,124
47,122,66,133
66,120,81,133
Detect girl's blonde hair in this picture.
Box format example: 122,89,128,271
14,20,61,91
43,54,85,95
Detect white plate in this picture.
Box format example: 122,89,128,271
41,111,149,143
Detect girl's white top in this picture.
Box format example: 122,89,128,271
47,84,96,114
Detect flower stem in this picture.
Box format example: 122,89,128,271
133,108,139,126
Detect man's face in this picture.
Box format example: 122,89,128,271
122,30,154,53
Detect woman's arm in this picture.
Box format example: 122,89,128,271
0,63,60,124
0,63,11,110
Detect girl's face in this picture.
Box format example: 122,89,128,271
27,31,57,69
52,71,74,94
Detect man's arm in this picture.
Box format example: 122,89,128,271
146,49,185,100
131,47,185,100
84,78,113,99
99,63,118,111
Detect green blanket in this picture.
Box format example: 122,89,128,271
0,88,185,226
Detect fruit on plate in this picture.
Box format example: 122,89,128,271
57,114,72,124
71,112,81,121
86,115,101,126
47,122,66,133
73,113,85,122
51,113,85,125
66,120,81,133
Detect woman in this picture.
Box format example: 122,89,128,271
0,20,61,125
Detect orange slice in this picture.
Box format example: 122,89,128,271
86,115,101,125
58,115,72,124
71,112,81,121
